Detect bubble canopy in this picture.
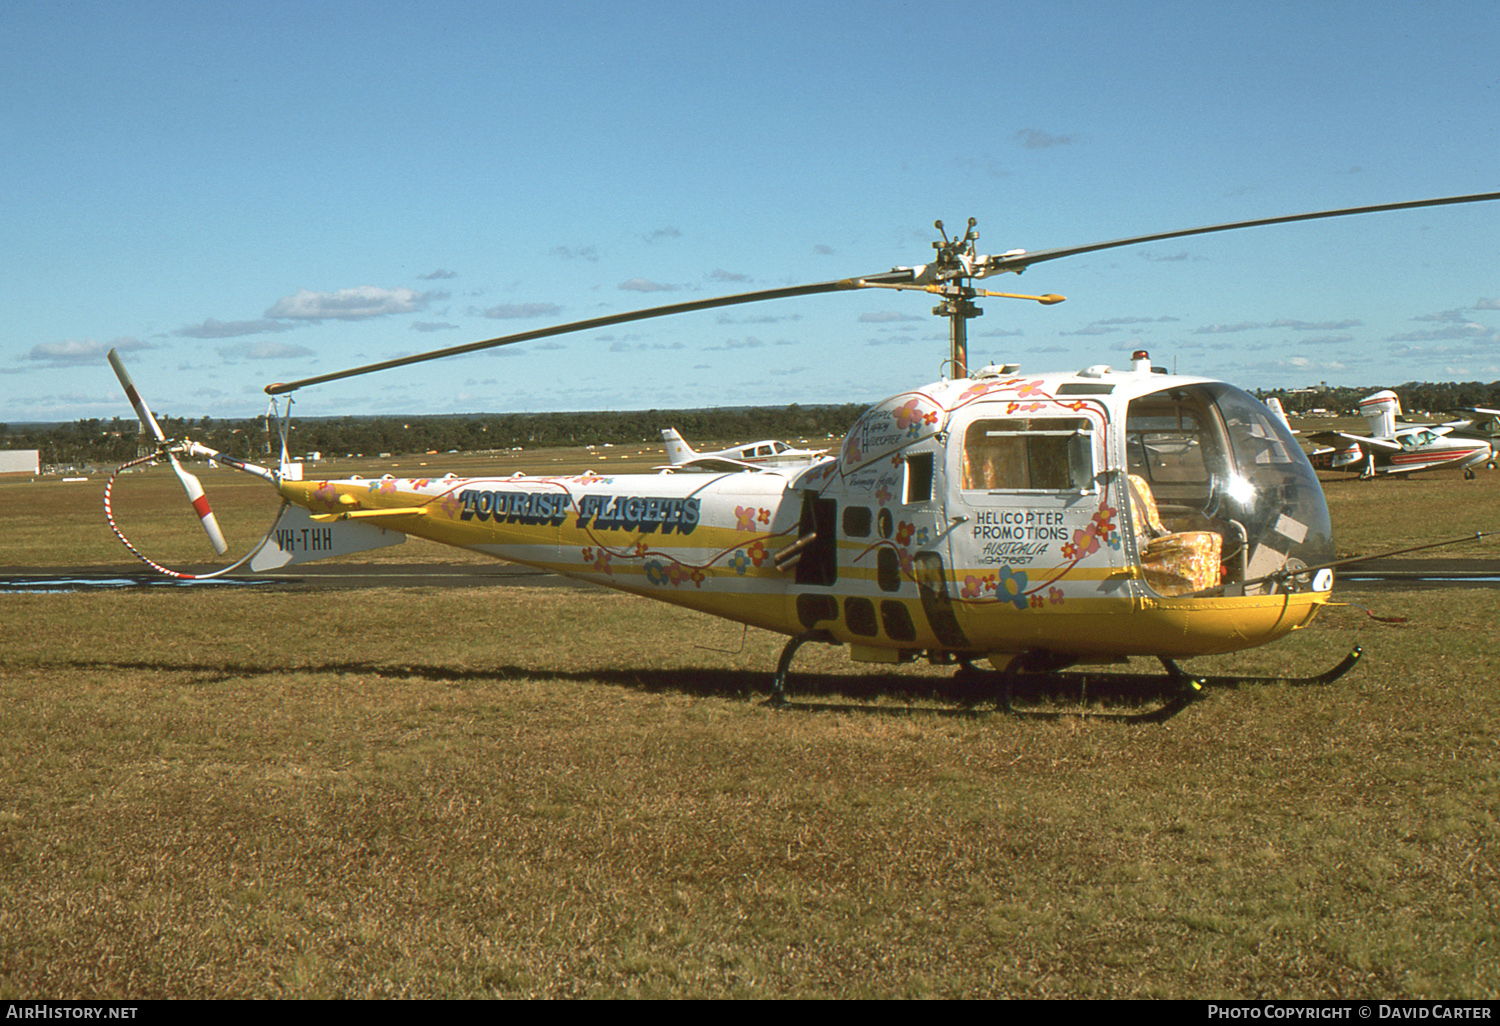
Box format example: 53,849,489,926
1124,381,1335,592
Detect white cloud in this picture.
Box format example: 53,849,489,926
176,318,299,339
1015,128,1074,149
858,311,924,323
264,286,428,320
478,303,563,319
26,338,151,366
619,278,678,293
217,341,315,361
708,269,751,283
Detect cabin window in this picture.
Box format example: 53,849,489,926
1125,400,1215,488
905,452,935,504
844,597,879,637
796,593,839,629
842,506,872,537
961,418,1094,492
880,601,917,642
795,492,838,587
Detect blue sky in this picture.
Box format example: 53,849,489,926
3,0,1497,424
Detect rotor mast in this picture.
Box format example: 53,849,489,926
931,219,982,379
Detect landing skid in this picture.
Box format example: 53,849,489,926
764,632,1362,724
957,646,1363,723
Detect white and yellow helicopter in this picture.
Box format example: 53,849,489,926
104,192,1500,719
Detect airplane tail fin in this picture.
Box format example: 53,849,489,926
661,427,695,465
1264,396,1297,434
1359,390,1401,439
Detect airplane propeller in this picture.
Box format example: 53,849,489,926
264,189,1500,396
107,349,230,555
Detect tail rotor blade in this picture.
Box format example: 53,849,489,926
107,348,230,555
168,456,229,555
107,348,167,442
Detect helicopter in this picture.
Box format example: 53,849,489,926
1305,389,1494,479
104,191,1500,720
660,428,828,471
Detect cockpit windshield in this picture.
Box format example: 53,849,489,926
1125,383,1334,596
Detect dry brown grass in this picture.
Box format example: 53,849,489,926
1,586,1497,999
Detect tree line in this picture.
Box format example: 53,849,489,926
10,379,1500,469
4,404,868,469
1259,380,1500,417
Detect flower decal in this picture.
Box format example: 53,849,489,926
1060,503,1121,561
729,550,750,575
961,573,994,600
893,398,925,432
957,379,1019,404
735,505,758,531
1048,587,1066,606
747,540,769,567
1069,526,1101,560
645,560,668,586
895,521,915,546
840,433,865,466
996,567,1030,610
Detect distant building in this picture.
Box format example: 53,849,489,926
0,450,40,476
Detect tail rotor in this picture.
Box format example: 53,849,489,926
106,349,230,555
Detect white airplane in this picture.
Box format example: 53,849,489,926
1432,407,1500,469
660,428,826,471
1305,390,1493,478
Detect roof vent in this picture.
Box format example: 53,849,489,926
972,363,1021,379
1078,364,1112,378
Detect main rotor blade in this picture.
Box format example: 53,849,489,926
985,190,1500,273
263,189,1499,395
264,276,902,395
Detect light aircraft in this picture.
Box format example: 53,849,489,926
1432,407,1500,469
1305,389,1494,479
660,428,827,471
104,191,1500,720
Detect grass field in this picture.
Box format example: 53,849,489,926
1,445,1497,998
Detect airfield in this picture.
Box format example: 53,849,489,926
1,438,1497,998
